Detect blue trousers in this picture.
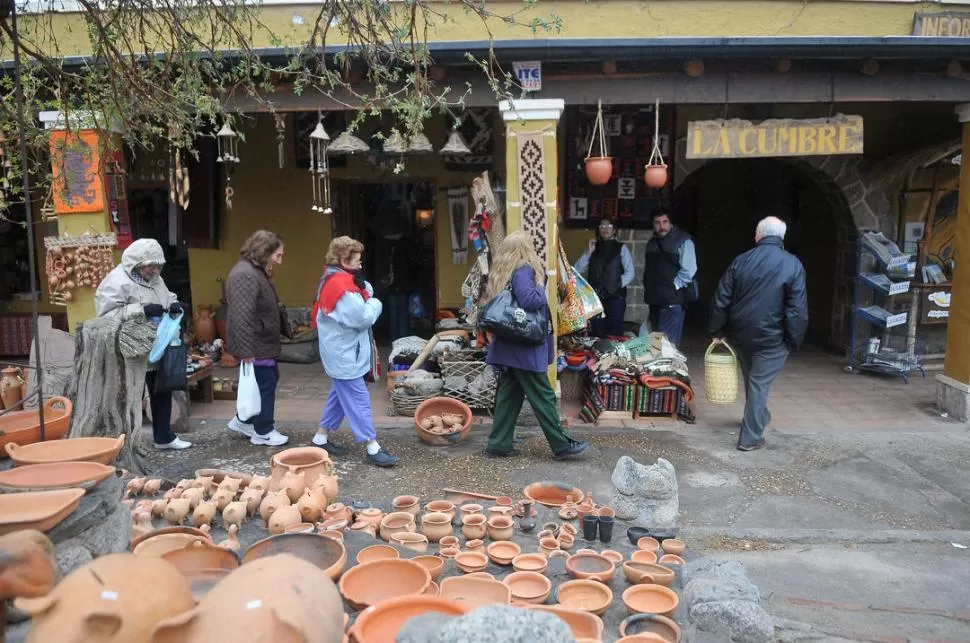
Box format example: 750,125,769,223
590,296,627,338
737,344,789,448
649,304,686,347
319,377,377,442
240,365,279,436
386,293,410,341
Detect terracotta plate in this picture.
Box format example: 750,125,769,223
523,481,585,508
4,434,125,466
0,461,116,491
0,488,85,536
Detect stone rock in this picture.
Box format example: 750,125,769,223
53,543,93,578
684,576,761,607
683,558,748,584
610,455,679,528
689,599,774,643
396,612,452,643
437,605,573,643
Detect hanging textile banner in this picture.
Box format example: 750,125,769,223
515,131,550,267
448,187,469,264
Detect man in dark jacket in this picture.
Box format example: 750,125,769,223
642,211,697,347
709,216,808,451
574,219,634,337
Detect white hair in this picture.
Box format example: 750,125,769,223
756,216,787,240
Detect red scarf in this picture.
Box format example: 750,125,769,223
311,268,370,328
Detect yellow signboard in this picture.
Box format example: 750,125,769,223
913,12,970,37
686,116,864,160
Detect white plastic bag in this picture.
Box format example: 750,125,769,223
236,362,261,421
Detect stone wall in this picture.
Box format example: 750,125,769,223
617,227,654,326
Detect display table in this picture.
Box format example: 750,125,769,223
187,364,214,404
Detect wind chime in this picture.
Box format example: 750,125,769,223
216,120,240,210
275,115,286,169
0,133,11,210
308,115,332,214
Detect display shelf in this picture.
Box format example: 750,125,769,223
855,305,907,329
858,273,910,297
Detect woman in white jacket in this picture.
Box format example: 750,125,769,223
95,238,192,450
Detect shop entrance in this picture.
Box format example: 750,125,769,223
673,159,844,347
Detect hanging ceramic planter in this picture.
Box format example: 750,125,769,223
644,99,668,189
584,99,613,186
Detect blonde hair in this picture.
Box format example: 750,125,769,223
325,236,364,265
484,230,544,302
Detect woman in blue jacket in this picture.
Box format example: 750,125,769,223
313,236,399,467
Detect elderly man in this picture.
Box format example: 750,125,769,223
642,210,696,347
574,218,635,337
709,216,808,451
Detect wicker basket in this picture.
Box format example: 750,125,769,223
389,390,434,417
704,339,739,404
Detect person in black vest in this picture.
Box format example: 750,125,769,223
573,219,634,338
642,210,697,347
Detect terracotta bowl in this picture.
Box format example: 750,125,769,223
631,550,659,564
637,536,661,553
350,594,469,643
464,571,495,580
626,561,676,587
458,503,483,515
5,434,125,466
486,541,521,565
0,488,85,536
622,584,679,618
439,536,460,549
601,549,625,565
424,500,456,520
464,539,484,551
661,538,685,555
565,552,616,583
131,527,211,557
241,532,347,581
425,580,440,595
528,605,605,641
161,539,240,575
556,579,613,616
439,547,460,560
617,635,670,642
659,554,686,566
415,397,473,446
390,532,429,553
411,555,445,581
619,613,682,642
512,553,549,574
338,558,431,611
440,576,511,607
502,571,552,604
380,511,416,541
0,461,116,491
523,481,585,508
356,544,401,565
392,495,421,515
286,523,316,535
454,550,488,574
495,496,513,507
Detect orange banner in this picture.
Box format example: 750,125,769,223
49,130,105,214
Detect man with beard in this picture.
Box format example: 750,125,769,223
642,210,697,347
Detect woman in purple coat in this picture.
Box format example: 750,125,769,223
483,231,589,459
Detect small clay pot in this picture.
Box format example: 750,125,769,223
350,521,378,537
636,536,660,553
631,550,659,565
438,536,459,549
392,495,420,516
439,547,460,560
459,503,483,516
486,541,521,566
558,533,576,550
356,544,400,566
380,512,416,542
495,496,513,507
454,551,488,574
420,512,454,543
661,538,685,555
540,522,560,536
461,514,487,540
411,555,445,581
511,553,548,574
659,554,686,566
424,500,456,521
357,507,385,528
601,549,624,565
486,515,514,541
622,584,679,618
538,537,559,557
464,539,485,552
503,571,552,604
390,532,429,553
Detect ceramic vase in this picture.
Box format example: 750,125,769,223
0,367,24,410
194,305,217,344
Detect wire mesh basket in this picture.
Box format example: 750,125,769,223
439,350,498,410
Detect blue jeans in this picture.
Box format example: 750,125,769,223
240,365,279,436
590,296,626,338
386,293,410,341
649,304,686,347
319,377,377,442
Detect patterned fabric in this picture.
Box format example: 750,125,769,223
516,132,548,266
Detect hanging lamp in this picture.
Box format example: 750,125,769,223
383,131,407,154
329,130,370,155
439,130,472,156
407,132,433,154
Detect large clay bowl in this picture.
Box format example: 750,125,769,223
620,613,682,642
523,481,584,508
0,488,84,536
356,544,401,566
565,552,616,583
556,579,613,616
350,594,469,643
0,396,72,453
0,461,115,491
486,541,521,566
529,605,605,641
502,571,552,605
512,553,549,574
5,434,125,466
131,526,211,556
622,584,679,618
622,562,676,587
439,576,511,607
241,532,346,581
617,635,670,642
661,538,685,555
338,558,431,611
162,539,240,574
414,397,473,446
410,555,444,581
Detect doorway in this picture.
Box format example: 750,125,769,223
127,188,192,305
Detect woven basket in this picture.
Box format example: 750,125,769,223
704,339,739,404
389,390,434,417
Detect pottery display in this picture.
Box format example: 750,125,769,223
151,554,344,643
623,561,675,587
661,538,685,555
194,305,217,344
523,482,584,508
390,532,429,553
511,553,549,574
486,541,521,566
454,550,488,574
410,555,445,581
566,552,616,583
269,447,335,492
439,575,512,607
242,532,346,581
5,433,125,466
356,544,400,566
502,571,552,605
622,584,679,617
460,513,487,540
557,579,614,616
268,504,302,535
486,515,514,541
379,512,416,542
619,613,682,642
392,495,420,516
659,554,686,566
529,605,605,642
0,398,72,454
338,558,431,610
349,594,469,643
132,527,212,557
0,488,85,536
16,553,196,642
420,511,453,543
0,367,25,410
162,539,240,576
637,536,661,553
0,461,115,491
631,550,659,564
424,500,456,521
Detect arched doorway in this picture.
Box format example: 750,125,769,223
672,158,850,347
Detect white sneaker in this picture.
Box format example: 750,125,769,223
155,437,192,450
227,416,255,438
311,432,327,446
250,430,289,447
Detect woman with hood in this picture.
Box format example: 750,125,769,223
95,238,192,450
312,236,399,467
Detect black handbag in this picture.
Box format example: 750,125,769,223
479,287,548,346
155,342,188,393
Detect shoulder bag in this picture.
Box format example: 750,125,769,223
479,286,548,346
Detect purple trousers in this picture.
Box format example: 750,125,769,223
319,377,377,442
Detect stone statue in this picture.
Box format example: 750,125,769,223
611,456,679,528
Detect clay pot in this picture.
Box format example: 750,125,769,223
560,522,578,538
349,594,469,643
258,490,290,526
438,575,510,607
464,539,484,552
530,605,605,642
637,536,660,553
454,551,488,574
297,488,327,523
458,503,483,516
194,305,217,344
558,533,576,551
411,555,445,581
566,552,616,583
357,543,401,565
557,579,614,616
619,613,682,642
503,571,552,604
350,521,377,538
438,546,459,560
486,541,521,566
269,447,334,491
162,539,240,576
0,367,25,410
357,507,385,529
338,558,431,611
151,553,344,643
486,515,514,541
324,501,353,524
512,553,548,574
16,553,195,641
538,537,559,557
379,512,416,542
392,495,420,516
420,512,454,543
622,561,675,587
622,584,679,617
438,536,459,549
631,550,659,564
659,554,686,566
390,532,429,553
644,163,668,189
461,514,487,540
585,157,614,186
268,505,302,535
661,538,685,555
601,549,624,565
241,533,347,582
424,500,456,521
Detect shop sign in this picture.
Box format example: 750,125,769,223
686,116,864,160
921,286,951,324
912,12,970,37
513,61,542,91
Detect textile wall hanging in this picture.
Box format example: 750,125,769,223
515,131,549,267
444,109,495,171
448,187,470,264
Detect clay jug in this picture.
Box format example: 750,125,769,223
0,367,25,411
269,447,333,491
268,505,302,536
150,554,344,643
194,305,217,344
16,553,195,643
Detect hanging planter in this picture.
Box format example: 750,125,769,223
584,100,613,186
644,99,668,189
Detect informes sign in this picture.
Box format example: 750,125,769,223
686,115,864,160
913,12,970,37
513,61,542,92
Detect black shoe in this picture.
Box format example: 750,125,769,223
554,440,589,460
317,441,348,457
737,439,766,452
484,448,521,459
367,449,399,467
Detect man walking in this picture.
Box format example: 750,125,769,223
642,210,697,347
709,216,808,451
574,219,634,337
